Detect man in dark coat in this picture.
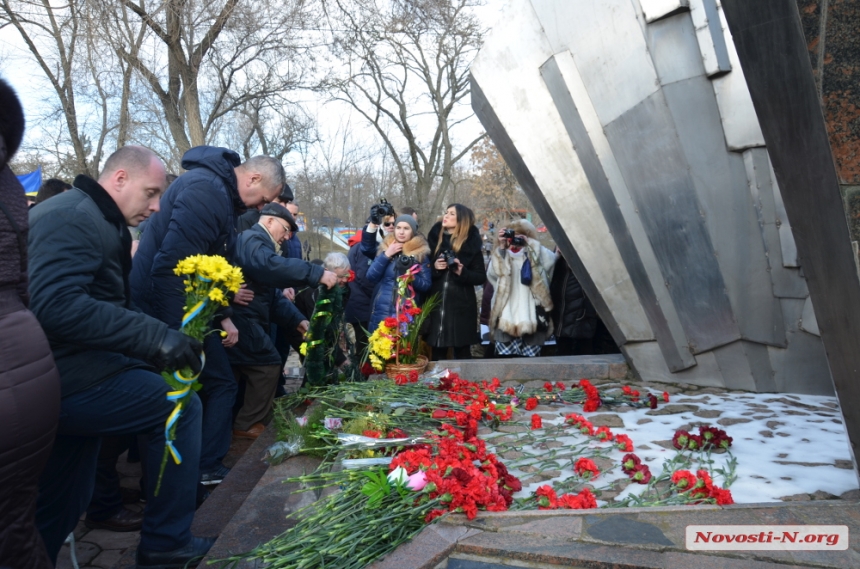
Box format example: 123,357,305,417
130,148,285,484
28,146,209,566
228,204,333,438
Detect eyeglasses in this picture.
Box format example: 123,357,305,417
278,221,291,235
383,222,394,227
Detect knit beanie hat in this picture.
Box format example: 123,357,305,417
395,214,417,235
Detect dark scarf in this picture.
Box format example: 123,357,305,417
73,174,133,307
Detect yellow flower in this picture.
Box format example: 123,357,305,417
299,342,308,356
220,330,228,338
208,287,226,305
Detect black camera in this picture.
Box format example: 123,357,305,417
370,198,396,224
394,254,416,271
501,229,527,247
439,249,457,268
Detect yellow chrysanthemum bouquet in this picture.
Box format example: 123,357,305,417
156,254,243,493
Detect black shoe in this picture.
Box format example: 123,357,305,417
200,465,230,486
84,507,143,532
136,536,216,569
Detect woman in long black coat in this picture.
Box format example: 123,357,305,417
425,204,486,360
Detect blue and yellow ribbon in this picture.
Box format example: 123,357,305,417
163,299,208,465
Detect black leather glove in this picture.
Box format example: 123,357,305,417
369,204,382,225
155,330,203,374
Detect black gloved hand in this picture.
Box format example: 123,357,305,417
369,204,382,225
155,329,203,374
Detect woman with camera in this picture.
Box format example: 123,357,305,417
487,219,557,357
361,213,432,335
425,204,486,361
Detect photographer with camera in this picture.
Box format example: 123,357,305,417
361,198,397,259
425,204,486,361
487,219,557,358
345,199,397,358
360,211,432,335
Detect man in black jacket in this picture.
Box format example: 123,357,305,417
228,204,329,438
131,148,286,485
28,146,211,566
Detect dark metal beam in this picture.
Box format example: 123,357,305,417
722,0,860,460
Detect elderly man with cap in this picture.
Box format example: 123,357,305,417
227,203,332,438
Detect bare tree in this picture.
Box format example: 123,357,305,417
117,0,312,155
323,0,485,216
2,0,92,175
468,136,531,220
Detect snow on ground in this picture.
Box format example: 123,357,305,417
495,391,858,504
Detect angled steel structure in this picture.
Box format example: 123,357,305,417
470,0,847,402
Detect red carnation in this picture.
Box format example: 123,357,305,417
709,486,734,505
535,485,558,510
504,387,516,396
408,369,419,383
543,382,553,392
383,317,398,328
525,397,538,411
555,381,566,391
574,457,599,479
630,464,652,484
621,453,641,474
394,373,408,385
671,470,697,490
662,391,670,403
530,414,543,430
558,488,597,509
672,430,691,450
431,409,448,419
648,394,658,409
347,269,356,282
614,434,634,452
362,430,382,438
595,426,614,441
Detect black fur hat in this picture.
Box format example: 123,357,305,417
0,78,25,169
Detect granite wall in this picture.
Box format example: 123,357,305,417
797,0,860,257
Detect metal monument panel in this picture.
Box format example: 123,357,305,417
471,0,838,399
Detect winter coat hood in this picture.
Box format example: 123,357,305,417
181,146,244,211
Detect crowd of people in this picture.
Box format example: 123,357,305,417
0,79,614,569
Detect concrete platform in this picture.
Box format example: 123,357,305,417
372,501,860,569
436,355,629,382
203,448,860,569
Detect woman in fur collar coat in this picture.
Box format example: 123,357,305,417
361,214,432,334
425,204,486,360
487,219,557,357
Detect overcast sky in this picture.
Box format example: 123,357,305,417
0,1,509,174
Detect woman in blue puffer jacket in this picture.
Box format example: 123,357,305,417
361,214,432,334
